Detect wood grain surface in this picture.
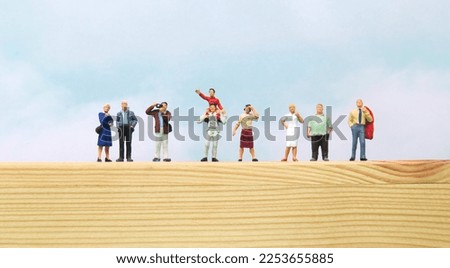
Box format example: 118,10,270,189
0,160,449,248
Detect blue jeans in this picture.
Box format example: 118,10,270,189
351,124,366,159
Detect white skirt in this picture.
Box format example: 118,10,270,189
286,136,298,147
286,127,299,147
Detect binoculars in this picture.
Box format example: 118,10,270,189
155,102,168,109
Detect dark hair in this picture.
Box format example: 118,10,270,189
209,88,215,93
161,102,168,106
244,104,251,110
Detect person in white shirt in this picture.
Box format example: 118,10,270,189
198,104,227,162
280,104,304,161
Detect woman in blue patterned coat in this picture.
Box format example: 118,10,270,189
97,104,113,162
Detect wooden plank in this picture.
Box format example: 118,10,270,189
0,161,449,247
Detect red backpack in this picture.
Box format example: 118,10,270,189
365,106,375,140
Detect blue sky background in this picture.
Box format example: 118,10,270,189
1,0,449,162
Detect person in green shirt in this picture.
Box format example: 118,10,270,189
307,104,332,161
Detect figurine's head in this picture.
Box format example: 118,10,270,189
103,104,111,113
209,103,217,113
356,99,364,108
289,104,296,114
244,104,252,114
160,102,168,112
121,100,128,111
316,103,324,114
209,88,216,97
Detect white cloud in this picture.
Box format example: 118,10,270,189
16,0,446,68
1,61,449,161
1,1,449,162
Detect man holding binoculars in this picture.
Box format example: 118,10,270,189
146,101,172,162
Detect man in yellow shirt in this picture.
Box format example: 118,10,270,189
348,99,373,161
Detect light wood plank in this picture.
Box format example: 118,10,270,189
0,161,449,247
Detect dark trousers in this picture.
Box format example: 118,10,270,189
311,134,329,160
118,125,133,159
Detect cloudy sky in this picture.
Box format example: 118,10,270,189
1,0,449,162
